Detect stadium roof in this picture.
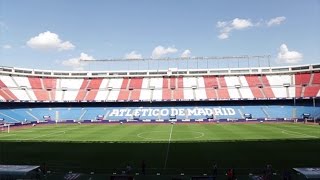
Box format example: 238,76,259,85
0,165,40,176
293,168,320,179
0,63,319,78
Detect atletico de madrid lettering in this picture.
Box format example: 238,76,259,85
108,107,236,117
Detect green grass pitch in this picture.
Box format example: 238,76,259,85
1,123,319,142
0,123,319,178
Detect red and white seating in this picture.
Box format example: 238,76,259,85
150,77,163,101
107,78,124,101
0,72,319,102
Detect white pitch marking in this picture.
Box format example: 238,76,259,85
137,131,204,141
164,124,174,169
24,126,82,140
24,131,66,140
0,134,16,137
265,124,319,139
281,130,318,138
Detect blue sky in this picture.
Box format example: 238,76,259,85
0,0,319,71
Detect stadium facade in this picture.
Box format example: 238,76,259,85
0,63,319,124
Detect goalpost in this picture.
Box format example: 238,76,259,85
0,124,10,133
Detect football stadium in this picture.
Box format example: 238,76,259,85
1,1,320,179
0,60,319,179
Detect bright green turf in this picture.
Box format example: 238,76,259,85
0,123,319,142
0,123,319,179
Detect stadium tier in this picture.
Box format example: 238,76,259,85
0,64,320,102
0,104,319,123
0,64,319,123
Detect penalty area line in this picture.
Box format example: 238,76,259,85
266,124,319,139
163,124,174,170
281,130,318,138
24,126,83,141
24,131,66,140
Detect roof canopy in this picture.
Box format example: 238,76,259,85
293,168,320,179
0,165,40,176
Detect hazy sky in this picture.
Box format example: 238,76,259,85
0,0,319,71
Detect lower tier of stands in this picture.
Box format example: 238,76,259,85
0,105,319,123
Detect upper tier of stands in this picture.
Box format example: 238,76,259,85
0,64,319,102
0,73,319,102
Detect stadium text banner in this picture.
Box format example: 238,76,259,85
108,107,236,117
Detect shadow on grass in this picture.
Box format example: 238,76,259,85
0,139,319,175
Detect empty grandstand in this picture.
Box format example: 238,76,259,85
1,64,320,102
0,62,319,180
0,63,319,123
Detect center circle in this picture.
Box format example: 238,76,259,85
137,131,204,141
